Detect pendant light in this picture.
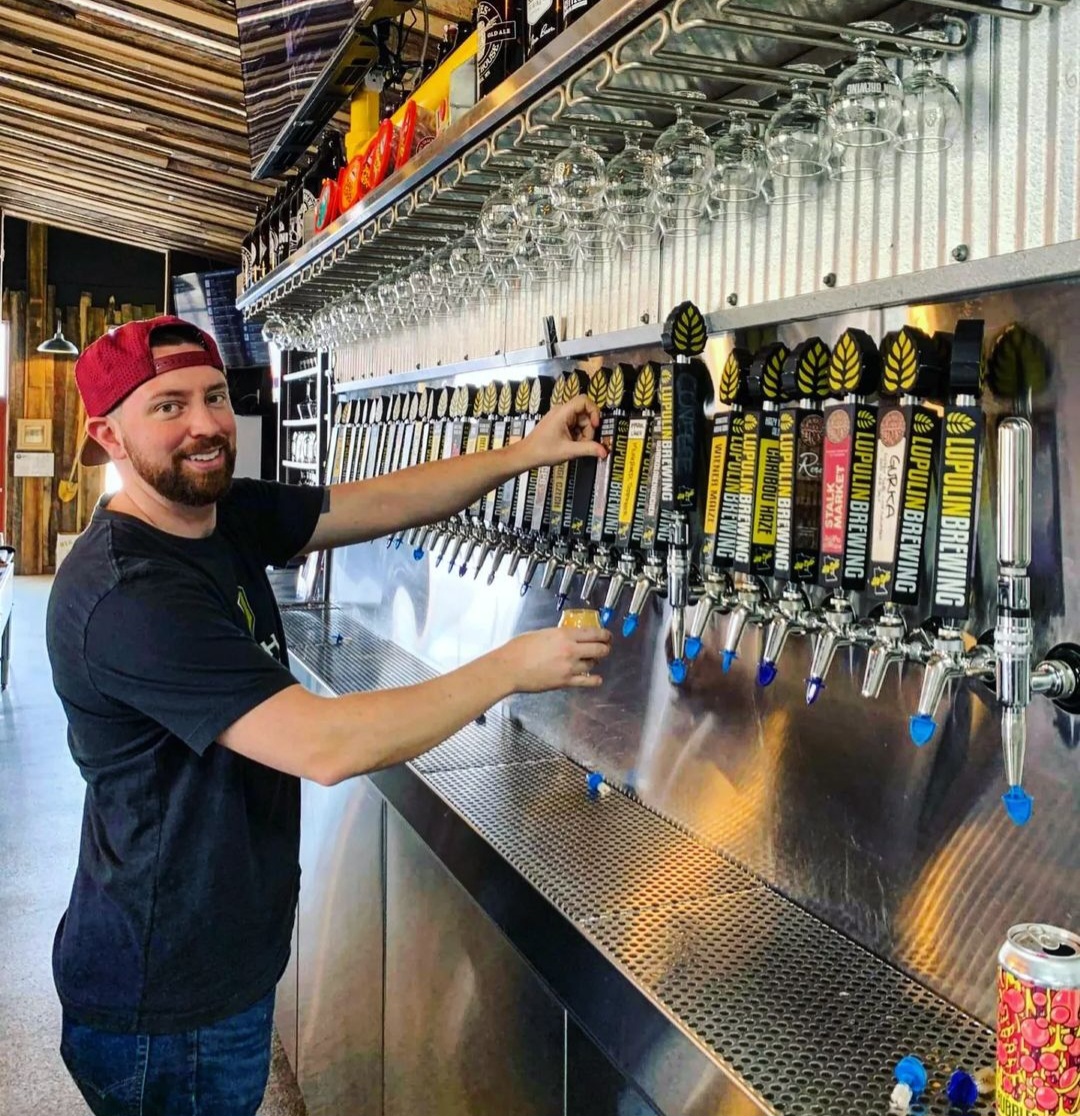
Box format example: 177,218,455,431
38,312,79,356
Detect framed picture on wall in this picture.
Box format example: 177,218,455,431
16,419,52,452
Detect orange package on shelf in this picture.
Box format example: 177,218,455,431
313,177,340,232
339,151,367,212
361,119,397,195
395,100,438,170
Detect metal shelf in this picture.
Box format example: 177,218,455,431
283,418,319,427
237,0,663,316
283,367,320,383
282,460,320,469
238,0,1069,330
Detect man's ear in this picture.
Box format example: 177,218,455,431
86,415,127,463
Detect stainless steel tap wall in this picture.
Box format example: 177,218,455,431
333,2,1080,383
327,278,1080,1027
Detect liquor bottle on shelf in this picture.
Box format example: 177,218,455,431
526,0,560,59
476,0,524,99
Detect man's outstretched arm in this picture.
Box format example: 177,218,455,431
300,395,606,552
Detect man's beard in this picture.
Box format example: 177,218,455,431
127,436,236,507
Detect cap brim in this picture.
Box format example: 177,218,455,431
79,435,110,468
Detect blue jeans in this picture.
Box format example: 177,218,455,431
59,990,275,1116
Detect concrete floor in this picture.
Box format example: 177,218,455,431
0,576,306,1116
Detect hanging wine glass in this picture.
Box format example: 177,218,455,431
708,99,767,223
549,126,608,242
829,21,904,149
511,162,572,275
511,162,562,234
477,183,521,259
649,96,714,236
606,129,658,250
765,64,831,183
450,236,483,297
897,27,963,155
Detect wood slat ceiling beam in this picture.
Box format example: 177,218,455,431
0,0,274,263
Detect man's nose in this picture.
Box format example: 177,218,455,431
187,401,231,437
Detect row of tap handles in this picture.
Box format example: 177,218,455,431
323,303,1080,825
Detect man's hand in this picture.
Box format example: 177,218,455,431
514,395,608,470
494,627,613,693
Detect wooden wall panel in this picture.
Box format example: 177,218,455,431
2,244,158,570
4,291,26,560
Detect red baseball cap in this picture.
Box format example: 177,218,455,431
76,315,225,466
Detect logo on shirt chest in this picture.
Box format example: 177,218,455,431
237,586,282,661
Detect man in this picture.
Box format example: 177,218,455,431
46,316,611,1116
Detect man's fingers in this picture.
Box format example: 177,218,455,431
565,394,601,431
569,439,607,459
566,629,613,648
568,672,604,688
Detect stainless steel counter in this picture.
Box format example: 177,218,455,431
283,603,995,1116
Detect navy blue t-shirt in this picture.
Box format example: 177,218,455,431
46,479,325,1034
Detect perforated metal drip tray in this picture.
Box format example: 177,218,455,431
284,606,995,1116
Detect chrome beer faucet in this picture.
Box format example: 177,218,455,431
556,539,592,609
621,551,666,638
600,551,639,627
758,584,820,687
908,623,994,744
860,603,932,699
992,417,1080,824
805,594,875,705
580,545,616,604
721,574,772,673
684,569,736,662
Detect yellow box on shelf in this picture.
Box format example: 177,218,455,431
344,31,478,162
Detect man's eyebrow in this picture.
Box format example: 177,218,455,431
146,384,227,403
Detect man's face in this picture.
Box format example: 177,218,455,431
114,343,237,507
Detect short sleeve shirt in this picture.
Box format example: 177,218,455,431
46,479,325,1033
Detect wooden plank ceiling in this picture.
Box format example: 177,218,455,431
0,0,275,260
0,0,473,263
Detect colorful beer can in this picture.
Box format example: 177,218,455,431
997,923,1080,1116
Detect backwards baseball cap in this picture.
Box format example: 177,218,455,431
76,315,225,466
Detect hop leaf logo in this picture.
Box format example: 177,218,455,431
798,340,832,398
529,379,542,414
857,409,875,431
830,331,863,394
498,383,513,415
946,411,977,435
780,412,795,433
763,345,788,401
483,383,499,413
634,363,657,409
987,323,1049,399
744,413,759,433
587,369,609,407
883,329,918,395
565,370,585,399
719,352,743,405
607,365,627,409
515,380,532,413
731,415,744,436
665,301,708,357
913,412,935,435
437,388,450,417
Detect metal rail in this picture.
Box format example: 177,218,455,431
238,0,1069,327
